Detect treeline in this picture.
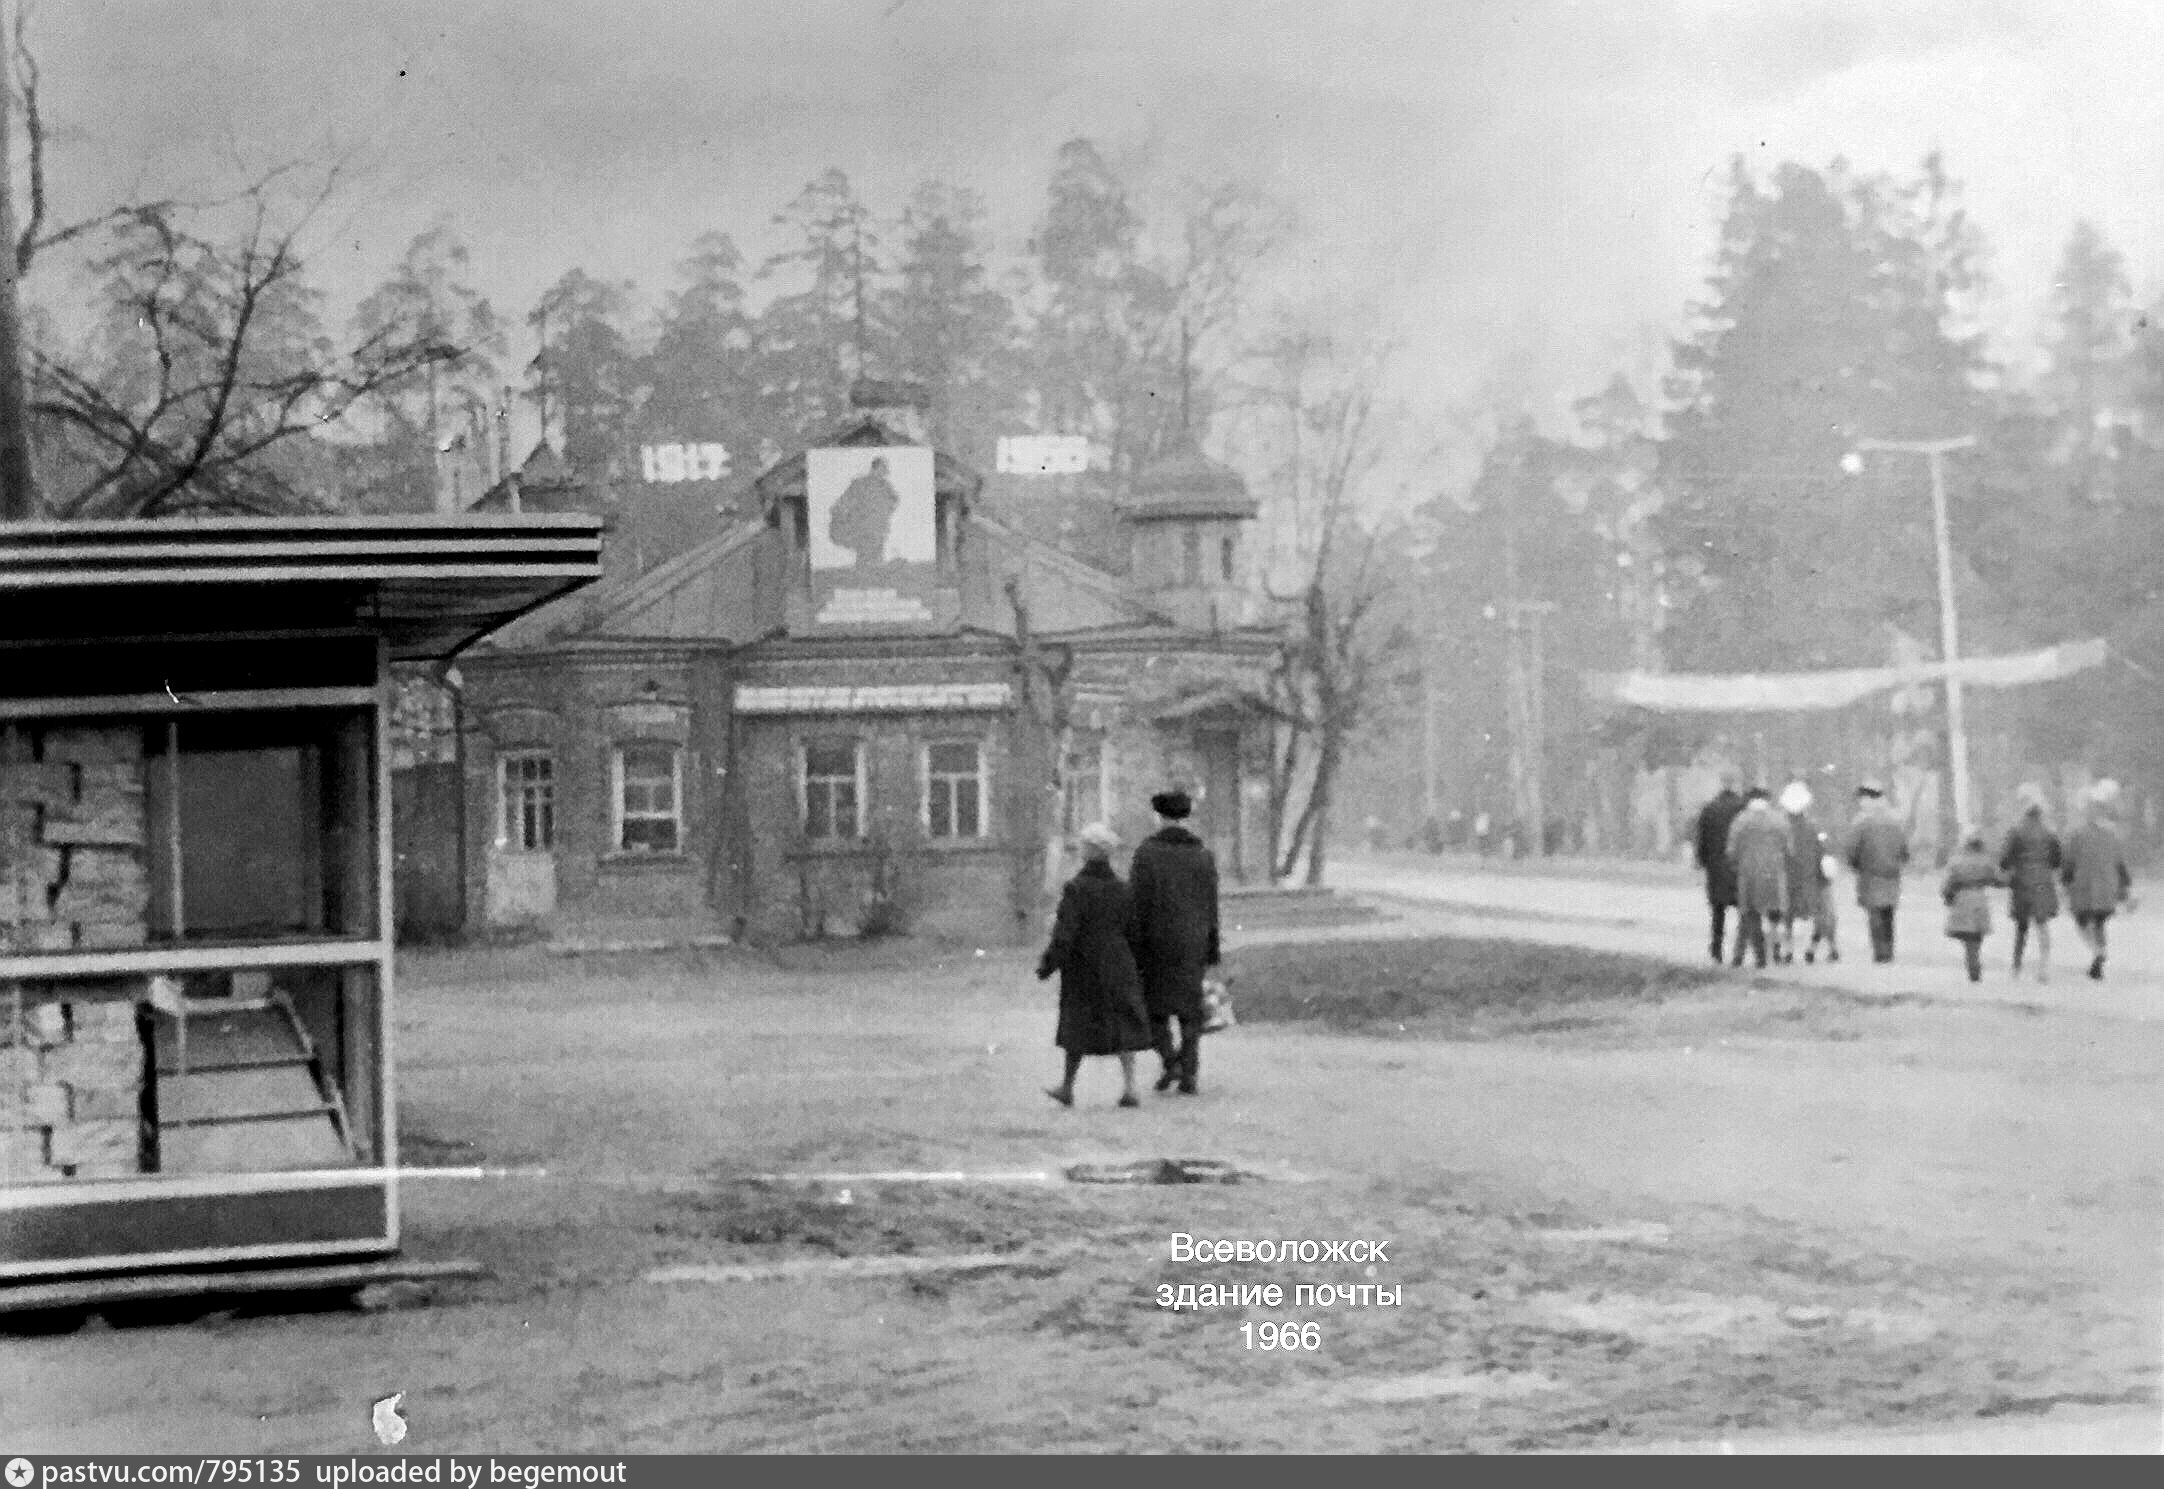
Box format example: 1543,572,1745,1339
1356,153,2163,840
20,140,1289,520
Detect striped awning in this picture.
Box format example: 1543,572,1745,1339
0,515,604,661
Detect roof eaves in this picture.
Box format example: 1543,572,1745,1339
968,511,1168,625
583,517,767,630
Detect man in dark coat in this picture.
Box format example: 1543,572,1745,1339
1037,822,1152,1108
1693,773,1746,962
1842,780,1911,963
1126,788,1221,1096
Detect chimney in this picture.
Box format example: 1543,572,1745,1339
849,378,931,445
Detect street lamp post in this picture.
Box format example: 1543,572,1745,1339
1852,434,1979,834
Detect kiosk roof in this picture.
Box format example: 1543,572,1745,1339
0,514,605,660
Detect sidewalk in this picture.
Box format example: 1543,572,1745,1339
1321,853,2164,1024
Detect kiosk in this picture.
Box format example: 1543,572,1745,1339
0,515,601,1283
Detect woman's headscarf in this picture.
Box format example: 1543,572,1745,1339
1076,822,1119,861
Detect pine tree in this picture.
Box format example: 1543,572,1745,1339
527,268,640,480
2044,220,2134,499
1654,158,1987,671
348,224,507,511
883,181,1021,466
1028,139,1178,481
755,169,886,451
642,231,763,466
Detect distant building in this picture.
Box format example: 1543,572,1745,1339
452,385,1280,945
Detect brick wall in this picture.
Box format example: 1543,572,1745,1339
1,988,148,1182
1,725,151,953
736,705,1026,944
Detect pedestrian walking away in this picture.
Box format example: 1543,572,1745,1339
1036,822,1153,1108
1724,785,1790,969
1778,780,1837,964
1942,830,2001,984
1999,782,2062,983
2061,781,2135,981
1693,772,1746,963
1843,779,1911,963
1126,788,1222,1096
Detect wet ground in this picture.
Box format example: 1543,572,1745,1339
3,873,2159,1453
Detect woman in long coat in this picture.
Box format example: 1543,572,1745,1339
2061,784,2134,981
1998,784,2062,982
1941,830,2000,983
1723,787,1790,968
1777,781,1833,964
1036,822,1152,1108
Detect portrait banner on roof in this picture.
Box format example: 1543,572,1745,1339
806,445,940,628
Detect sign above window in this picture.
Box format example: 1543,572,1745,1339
639,442,732,484
996,435,1091,476
737,682,1011,715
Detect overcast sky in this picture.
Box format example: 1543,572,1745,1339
27,0,2164,462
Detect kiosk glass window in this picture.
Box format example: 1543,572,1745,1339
1,965,383,1183
127,710,376,946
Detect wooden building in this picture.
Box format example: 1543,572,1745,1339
457,399,1282,945
0,516,601,1281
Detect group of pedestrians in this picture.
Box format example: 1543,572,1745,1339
1694,773,2137,983
1035,789,1222,1108
1956,781,2137,984
1694,774,1846,969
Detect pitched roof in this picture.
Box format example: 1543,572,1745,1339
966,511,1168,637
1123,436,1257,520
750,417,983,506
579,517,770,641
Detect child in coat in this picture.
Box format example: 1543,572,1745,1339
1941,831,2001,984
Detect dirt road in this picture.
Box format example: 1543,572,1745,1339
4,877,2158,1453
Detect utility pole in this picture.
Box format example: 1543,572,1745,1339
1421,650,1440,825
1854,435,1978,833
1495,439,1557,857
0,0,40,521
1504,599,1558,856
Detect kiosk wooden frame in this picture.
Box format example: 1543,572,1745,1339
0,516,601,1282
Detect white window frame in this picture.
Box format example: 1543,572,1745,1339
922,736,990,841
799,736,866,841
611,743,683,854
498,750,556,852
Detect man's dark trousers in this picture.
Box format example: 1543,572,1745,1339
1707,902,1731,962
1866,907,1897,962
1154,1014,1201,1088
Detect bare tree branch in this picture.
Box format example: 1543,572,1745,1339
12,2,42,274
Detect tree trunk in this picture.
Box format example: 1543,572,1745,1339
0,38,40,520
1303,731,1341,887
